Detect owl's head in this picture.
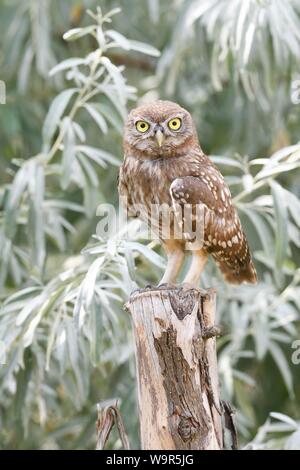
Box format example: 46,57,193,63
124,100,197,159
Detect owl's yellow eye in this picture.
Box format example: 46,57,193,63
136,121,150,133
168,117,182,131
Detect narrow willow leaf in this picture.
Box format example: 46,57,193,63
28,163,46,271
14,350,33,422
270,181,288,270
43,88,78,147
124,244,136,280
100,86,128,120
24,284,64,348
61,118,76,189
284,188,300,228
211,155,244,170
106,30,130,50
97,101,123,133
72,121,86,142
255,162,300,181
17,44,33,93
90,301,102,366
63,26,96,41
65,318,79,372
77,145,119,166
240,207,274,256
77,153,99,187
3,286,42,305
46,309,62,371
127,39,160,57
22,310,43,348
269,341,294,397
49,58,87,76
103,7,122,21
100,57,126,104
211,42,222,91
249,158,269,166
44,199,84,213
83,104,108,134
269,144,300,163
6,164,29,211
235,0,250,51
243,20,256,65
8,252,22,285
82,256,106,310
16,295,42,326
125,241,165,269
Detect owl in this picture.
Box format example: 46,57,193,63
119,100,257,287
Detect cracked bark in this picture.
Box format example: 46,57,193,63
125,286,223,450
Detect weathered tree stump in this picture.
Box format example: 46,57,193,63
125,286,223,450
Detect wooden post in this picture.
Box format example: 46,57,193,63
125,286,223,450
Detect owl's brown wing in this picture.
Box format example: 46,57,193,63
170,169,257,284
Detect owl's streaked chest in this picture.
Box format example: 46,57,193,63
121,153,202,208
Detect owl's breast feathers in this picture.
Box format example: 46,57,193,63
119,148,257,284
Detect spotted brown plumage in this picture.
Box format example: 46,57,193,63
119,100,257,286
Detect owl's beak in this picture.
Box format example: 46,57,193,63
155,129,165,147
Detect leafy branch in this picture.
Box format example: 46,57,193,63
0,6,159,290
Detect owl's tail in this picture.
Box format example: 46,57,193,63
218,258,257,285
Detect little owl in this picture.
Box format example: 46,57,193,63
119,100,257,287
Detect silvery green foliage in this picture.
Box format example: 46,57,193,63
156,0,300,158
245,413,300,450
0,6,159,289
0,6,160,449
159,0,300,98
0,1,300,450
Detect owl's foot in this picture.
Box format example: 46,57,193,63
130,284,154,296
157,282,180,291
181,282,199,291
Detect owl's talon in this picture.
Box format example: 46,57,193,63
181,282,199,291
157,282,179,290
130,284,154,296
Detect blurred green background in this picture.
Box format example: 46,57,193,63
0,0,300,450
